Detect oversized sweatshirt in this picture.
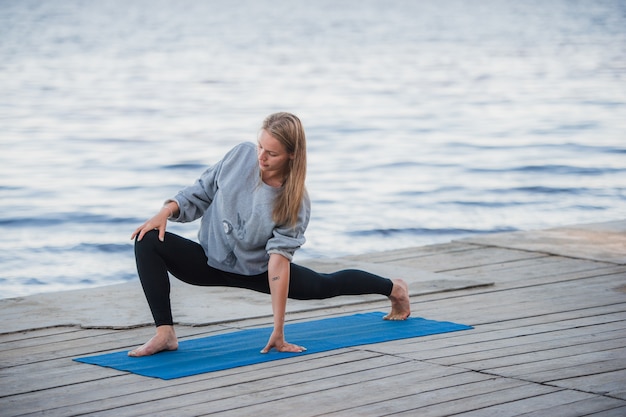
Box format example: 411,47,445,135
168,142,310,275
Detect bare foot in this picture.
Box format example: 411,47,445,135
384,279,411,321
128,325,178,357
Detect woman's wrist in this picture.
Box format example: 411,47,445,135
162,205,174,219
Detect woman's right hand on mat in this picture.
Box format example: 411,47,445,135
260,331,307,354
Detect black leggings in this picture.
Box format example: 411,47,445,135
135,230,393,326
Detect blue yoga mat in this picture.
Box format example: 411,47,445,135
74,312,472,379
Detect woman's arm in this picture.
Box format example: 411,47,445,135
131,201,180,242
260,253,306,353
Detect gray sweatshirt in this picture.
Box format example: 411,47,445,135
169,142,310,275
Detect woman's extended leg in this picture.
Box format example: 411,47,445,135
287,264,411,320
222,264,411,320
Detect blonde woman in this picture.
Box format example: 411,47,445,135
129,112,410,357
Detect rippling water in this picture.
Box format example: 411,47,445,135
1,0,625,298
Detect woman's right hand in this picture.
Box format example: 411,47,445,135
131,204,177,242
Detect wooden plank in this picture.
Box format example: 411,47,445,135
514,396,626,417
450,390,599,417
520,358,626,384
485,352,626,393
52,356,422,417
0,326,86,343
463,269,625,304
585,405,626,416
549,369,626,401
203,373,544,417
388,385,567,417
346,241,479,263
413,390,623,417
321,378,534,417
462,263,626,292
392,311,626,357
0,349,382,417
427,341,626,371
372,325,626,364
414,269,626,312
163,369,492,417
394,246,548,273
376,306,626,349
0,327,114,353
418,331,626,367
0,324,228,368
2,361,125,399
449,256,623,282
420,291,626,329
408,272,626,322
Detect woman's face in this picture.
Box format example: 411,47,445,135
257,129,293,178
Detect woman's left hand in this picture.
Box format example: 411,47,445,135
260,330,306,354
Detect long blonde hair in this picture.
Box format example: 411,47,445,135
261,112,307,228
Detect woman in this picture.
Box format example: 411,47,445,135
129,112,410,357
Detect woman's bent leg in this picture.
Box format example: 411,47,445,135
134,230,226,326
131,230,230,357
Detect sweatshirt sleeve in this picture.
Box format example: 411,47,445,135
168,158,225,223
265,192,311,261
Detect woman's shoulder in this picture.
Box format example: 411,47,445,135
231,141,256,154
221,142,256,163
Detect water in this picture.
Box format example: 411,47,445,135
1,0,625,299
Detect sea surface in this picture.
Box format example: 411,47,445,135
1,0,625,299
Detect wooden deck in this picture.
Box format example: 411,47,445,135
1,221,625,416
